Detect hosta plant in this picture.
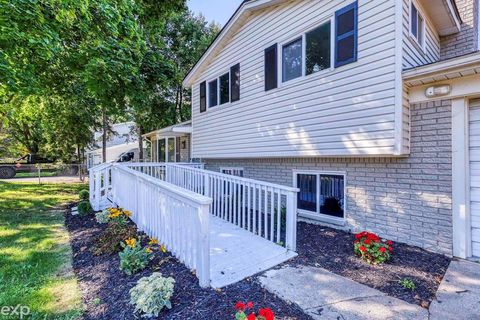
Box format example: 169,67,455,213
119,238,153,275
354,231,393,264
95,210,110,224
234,301,275,320
129,272,175,318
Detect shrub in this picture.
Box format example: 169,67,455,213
119,238,152,275
92,221,137,255
129,272,175,318
79,189,89,201
234,301,275,320
77,201,93,216
95,210,110,224
354,231,393,265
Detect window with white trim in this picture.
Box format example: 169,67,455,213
410,1,425,48
221,167,244,177
295,171,345,220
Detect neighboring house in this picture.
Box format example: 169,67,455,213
86,121,139,168
183,0,480,260
142,121,192,163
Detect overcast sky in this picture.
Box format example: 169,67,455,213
187,0,244,26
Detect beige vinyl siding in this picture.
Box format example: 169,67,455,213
191,0,399,159
402,0,440,69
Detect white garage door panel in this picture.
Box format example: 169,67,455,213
469,99,480,257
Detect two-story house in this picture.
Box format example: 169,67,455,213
183,0,480,259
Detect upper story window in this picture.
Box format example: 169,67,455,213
200,63,241,113
306,22,331,75
265,1,357,89
219,72,230,105
282,38,303,82
410,1,425,49
335,1,358,67
208,79,218,108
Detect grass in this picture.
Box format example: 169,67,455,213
14,171,57,178
0,182,87,319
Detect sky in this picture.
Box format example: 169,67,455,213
187,0,244,26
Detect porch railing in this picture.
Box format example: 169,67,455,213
89,162,113,211
127,163,299,251
110,164,212,287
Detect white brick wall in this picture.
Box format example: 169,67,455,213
204,100,453,255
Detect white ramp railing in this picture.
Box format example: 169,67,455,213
110,164,212,287
164,164,299,251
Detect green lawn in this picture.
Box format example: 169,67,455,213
0,182,86,319
14,171,58,178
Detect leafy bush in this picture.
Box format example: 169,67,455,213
77,201,93,216
119,238,152,275
95,210,110,224
354,231,393,264
234,301,275,320
92,221,137,255
399,278,416,291
129,272,175,318
79,189,89,201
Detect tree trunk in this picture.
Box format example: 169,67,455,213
137,125,144,161
102,105,107,163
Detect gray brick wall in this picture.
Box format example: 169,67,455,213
204,100,453,255
440,0,479,59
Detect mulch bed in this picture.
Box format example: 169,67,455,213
286,222,451,307
65,211,311,320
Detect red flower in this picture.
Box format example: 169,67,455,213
235,301,245,311
389,246,393,252
364,239,371,245
359,246,366,252
247,313,256,320
259,308,275,320
379,247,386,253
386,240,393,246
246,301,254,309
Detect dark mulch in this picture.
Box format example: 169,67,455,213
65,212,311,320
285,222,451,307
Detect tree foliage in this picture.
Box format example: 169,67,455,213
0,0,219,162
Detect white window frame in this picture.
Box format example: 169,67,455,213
206,70,231,111
220,167,244,177
293,170,347,226
277,17,335,88
409,0,426,52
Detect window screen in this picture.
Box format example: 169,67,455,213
282,38,303,82
199,81,206,113
219,73,229,105
306,22,331,75
264,44,278,91
230,64,240,102
208,79,217,108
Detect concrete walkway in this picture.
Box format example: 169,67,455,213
259,260,480,320
429,259,480,319
259,266,427,320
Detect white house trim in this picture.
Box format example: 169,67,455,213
452,97,471,259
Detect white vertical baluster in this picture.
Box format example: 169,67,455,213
276,190,281,243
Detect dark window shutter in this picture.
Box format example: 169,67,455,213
230,63,240,102
335,1,358,68
264,44,278,91
199,81,206,113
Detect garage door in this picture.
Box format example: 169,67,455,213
470,98,480,257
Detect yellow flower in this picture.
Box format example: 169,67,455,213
123,210,132,217
148,238,159,245
145,247,153,254
125,238,136,248
160,244,167,253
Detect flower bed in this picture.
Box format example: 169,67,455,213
290,222,451,307
65,211,310,319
